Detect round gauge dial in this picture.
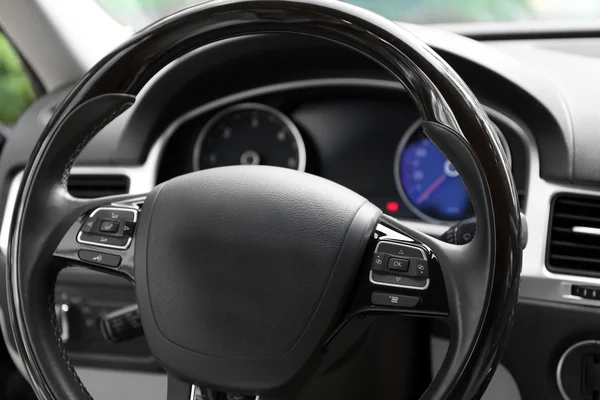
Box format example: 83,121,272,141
395,121,472,223
193,103,306,171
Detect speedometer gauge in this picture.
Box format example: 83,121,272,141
193,103,306,171
395,121,472,223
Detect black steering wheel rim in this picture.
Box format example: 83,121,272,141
6,0,522,399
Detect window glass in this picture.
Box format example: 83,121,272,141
0,33,36,126
98,0,600,31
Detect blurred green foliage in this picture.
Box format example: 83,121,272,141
0,33,35,126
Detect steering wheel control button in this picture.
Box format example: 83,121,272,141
371,253,386,271
77,208,137,249
99,220,120,233
122,221,136,237
80,217,97,233
387,257,409,272
78,232,131,249
93,208,136,222
415,260,429,278
371,241,429,278
370,270,429,290
376,241,425,260
371,292,420,308
78,250,121,268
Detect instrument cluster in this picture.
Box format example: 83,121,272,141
166,96,522,226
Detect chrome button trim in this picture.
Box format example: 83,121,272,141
369,270,431,290
88,206,138,222
76,207,137,250
76,232,132,250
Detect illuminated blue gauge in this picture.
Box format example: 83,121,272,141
395,122,473,223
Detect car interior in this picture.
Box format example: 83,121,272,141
0,0,599,399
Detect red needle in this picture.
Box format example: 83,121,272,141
416,174,447,205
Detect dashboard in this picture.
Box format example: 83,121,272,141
2,27,600,400
156,80,528,225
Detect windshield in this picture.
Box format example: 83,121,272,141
97,0,600,31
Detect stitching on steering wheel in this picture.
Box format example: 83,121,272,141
60,102,133,189
49,274,94,400
48,101,131,399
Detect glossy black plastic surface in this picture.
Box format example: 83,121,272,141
6,0,521,399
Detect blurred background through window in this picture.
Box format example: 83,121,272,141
0,33,35,127
98,0,600,31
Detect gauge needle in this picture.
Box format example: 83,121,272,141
416,174,447,205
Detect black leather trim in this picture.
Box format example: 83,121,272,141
7,94,133,400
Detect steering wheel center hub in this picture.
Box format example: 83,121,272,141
134,166,380,391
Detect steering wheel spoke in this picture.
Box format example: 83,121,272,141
379,212,492,320
52,193,145,282
341,217,453,326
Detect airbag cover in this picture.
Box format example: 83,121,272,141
138,166,367,362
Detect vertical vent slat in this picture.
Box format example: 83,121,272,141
67,175,129,199
547,194,600,277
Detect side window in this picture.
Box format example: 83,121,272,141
0,32,36,127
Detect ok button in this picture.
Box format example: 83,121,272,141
387,257,409,272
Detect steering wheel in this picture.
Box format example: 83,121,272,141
5,0,523,399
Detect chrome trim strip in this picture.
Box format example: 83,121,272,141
76,232,132,250
369,270,431,291
556,340,600,400
369,240,430,290
0,171,24,256
375,240,427,259
572,226,600,236
89,207,138,222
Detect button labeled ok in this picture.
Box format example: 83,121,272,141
99,220,120,233
387,257,409,272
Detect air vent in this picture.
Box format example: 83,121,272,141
67,175,129,198
547,194,600,277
